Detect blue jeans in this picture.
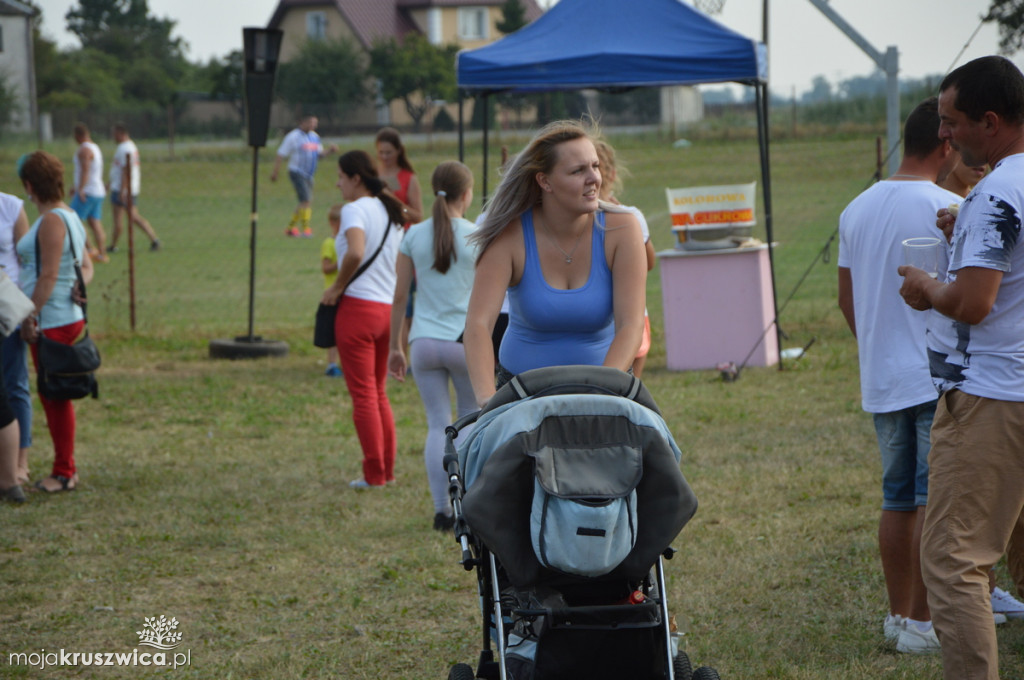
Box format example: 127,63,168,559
2,331,31,448
288,170,313,204
872,400,936,511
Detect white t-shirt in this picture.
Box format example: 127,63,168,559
619,204,650,318
838,179,960,412
335,196,402,304
110,139,141,195
73,141,106,198
0,192,23,281
400,216,479,342
926,153,1024,401
620,204,650,243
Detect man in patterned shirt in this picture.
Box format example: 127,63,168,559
270,115,337,238
899,55,1024,680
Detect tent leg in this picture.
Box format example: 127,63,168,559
458,93,465,162
756,82,782,368
482,93,490,203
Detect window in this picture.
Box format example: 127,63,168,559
306,11,327,41
458,7,488,41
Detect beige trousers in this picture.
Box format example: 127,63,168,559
923,390,1024,680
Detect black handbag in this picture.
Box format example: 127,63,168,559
313,220,393,348
34,218,100,400
313,303,336,348
38,331,100,400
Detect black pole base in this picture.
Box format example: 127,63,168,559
209,336,289,360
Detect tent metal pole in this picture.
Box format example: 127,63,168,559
755,82,782,368
482,93,490,203
458,93,465,162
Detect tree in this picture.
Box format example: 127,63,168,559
0,73,20,134
800,75,833,104
66,0,185,64
838,71,885,100
184,51,245,118
496,0,528,34
985,0,1024,53
65,0,187,106
276,38,369,125
494,0,531,126
37,47,124,112
369,35,459,130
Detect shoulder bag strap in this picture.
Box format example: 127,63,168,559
35,210,88,327
340,218,393,298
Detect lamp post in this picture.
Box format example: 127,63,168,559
210,27,289,359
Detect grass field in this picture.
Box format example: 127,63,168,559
1,128,1022,679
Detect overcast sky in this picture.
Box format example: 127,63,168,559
31,0,1017,96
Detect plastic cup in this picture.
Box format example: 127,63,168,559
902,237,945,279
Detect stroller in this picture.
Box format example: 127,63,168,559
442,366,721,680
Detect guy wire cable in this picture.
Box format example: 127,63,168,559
736,16,989,378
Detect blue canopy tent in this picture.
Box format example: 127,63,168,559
455,0,781,367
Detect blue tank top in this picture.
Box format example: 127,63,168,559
499,210,614,374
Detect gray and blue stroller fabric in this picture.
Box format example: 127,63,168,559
457,365,698,588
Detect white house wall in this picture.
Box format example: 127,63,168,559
0,12,34,133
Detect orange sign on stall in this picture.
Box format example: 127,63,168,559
666,183,757,228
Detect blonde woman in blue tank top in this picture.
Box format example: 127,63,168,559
463,121,647,408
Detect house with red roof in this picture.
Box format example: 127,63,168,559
267,0,543,128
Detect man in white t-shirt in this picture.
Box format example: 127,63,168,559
70,123,108,261
106,124,161,253
899,56,1024,680
839,97,960,654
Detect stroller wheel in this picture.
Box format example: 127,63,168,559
692,667,721,680
673,650,693,680
448,662,476,680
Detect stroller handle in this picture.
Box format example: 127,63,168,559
445,410,481,439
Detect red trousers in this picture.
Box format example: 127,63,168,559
29,319,85,479
336,296,395,486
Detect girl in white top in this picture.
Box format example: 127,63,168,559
594,140,657,377
321,151,405,489
387,161,478,530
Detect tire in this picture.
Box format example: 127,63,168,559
692,667,721,680
448,662,476,680
673,650,693,680
208,337,289,360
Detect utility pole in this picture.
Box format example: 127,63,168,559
806,0,900,176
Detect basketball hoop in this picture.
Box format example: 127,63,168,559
694,0,725,15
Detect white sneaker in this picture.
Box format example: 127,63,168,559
992,587,1024,620
348,478,384,489
995,612,1008,625
884,614,904,642
897,623,941,655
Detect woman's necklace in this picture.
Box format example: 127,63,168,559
539,217,587,264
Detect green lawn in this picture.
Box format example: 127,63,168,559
0,129,1021,679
